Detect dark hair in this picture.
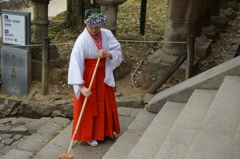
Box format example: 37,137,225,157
85,9,101,20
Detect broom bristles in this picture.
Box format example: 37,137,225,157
60,153,74,159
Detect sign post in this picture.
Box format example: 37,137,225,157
1,10,31,95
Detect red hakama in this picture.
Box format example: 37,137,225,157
72,58,120,142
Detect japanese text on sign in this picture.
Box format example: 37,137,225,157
11,54,17,79
2,14,26,45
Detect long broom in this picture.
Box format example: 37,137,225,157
61,58,101,159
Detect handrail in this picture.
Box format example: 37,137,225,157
146,51,187,94
146,35,195,94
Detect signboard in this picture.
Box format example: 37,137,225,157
2,14,26,45
1,10,31,95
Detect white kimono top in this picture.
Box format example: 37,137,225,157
68,28,122,99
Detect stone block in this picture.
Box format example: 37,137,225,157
116,96,144,108
1,47,31,95
102,129,143,159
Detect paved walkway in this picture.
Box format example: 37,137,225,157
0,117,71,159
0,107,143,159
22,0,67,19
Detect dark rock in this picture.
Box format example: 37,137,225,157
51,110,66,118
2,138,14,145
10,107,19,116
32,101,55,116
18,102,42,118
60,104,73,118
54,100,69,108
0,98,21,116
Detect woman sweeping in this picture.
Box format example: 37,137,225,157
68,9,122,147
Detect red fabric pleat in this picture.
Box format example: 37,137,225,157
72,58,120,142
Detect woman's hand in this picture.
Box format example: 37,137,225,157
98,49,112,59
78,84,92,97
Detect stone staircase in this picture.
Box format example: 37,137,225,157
2,56,240,159
104,75,240,159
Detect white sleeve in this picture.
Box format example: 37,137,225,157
104,30,122,87
68,38,86,98
107,31,122,69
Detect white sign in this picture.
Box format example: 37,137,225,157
2,14,26,45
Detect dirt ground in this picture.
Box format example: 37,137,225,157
0,15,239,104
0,36,155,103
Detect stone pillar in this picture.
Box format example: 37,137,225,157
161,0,193,56
31,0,50,44
0,1,10,12
30,0,67,81
142,0,197,89
201,0,219,40
220,0,236,19
211,0,228,30
190,0,212,59
96,0,127,35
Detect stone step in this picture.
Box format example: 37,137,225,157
127,107,157,130
102,108,157,159
227,121,240,159
127,101,186,159
184,75,240,159
146,56,240,114
153,89,217,159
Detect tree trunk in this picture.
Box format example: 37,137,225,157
66,0,91,31
92,0,100,9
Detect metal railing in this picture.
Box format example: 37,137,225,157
146,35,195,94
0,35,196,96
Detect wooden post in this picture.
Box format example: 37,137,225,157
41,37,50,95
186,35,195,79
140,0,147,36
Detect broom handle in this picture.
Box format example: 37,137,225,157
67,58,101,153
